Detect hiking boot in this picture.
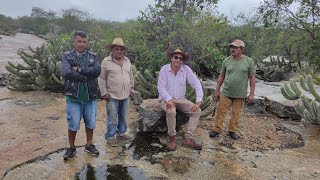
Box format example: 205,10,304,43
182,137,202,150
118,134,132,142
106,137,118,147
63,147,76,160
167,135,176,151
84,144,99,156
209,131,219,138
229,132,239,140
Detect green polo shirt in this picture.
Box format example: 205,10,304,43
221,55,255,98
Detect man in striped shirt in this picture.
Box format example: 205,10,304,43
157,49,203,151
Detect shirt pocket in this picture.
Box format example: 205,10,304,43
178,75,186,87
240,63,249,73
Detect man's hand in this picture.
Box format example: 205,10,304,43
103,94,111,101
191,102,201,112
71,66,78,72
246,94,254,104
129,91,134,98
166,100,175,110
212,89,220,102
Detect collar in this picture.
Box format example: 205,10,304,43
106,55,129,61
71,49,87,56
165,63,184,72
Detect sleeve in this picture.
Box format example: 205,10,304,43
220,58,227,74
98,59,108,97
249,58,256,75
61,52,86,81
130,63,134,92
78,53,101,78
186,66,203,102
157,66,172,102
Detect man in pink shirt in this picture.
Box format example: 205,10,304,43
157,49,203,151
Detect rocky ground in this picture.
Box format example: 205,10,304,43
0,33,320,180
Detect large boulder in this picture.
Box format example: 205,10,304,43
137,99,189,132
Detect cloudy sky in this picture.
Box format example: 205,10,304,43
0,0,263,22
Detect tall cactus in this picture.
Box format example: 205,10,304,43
281,74,320,126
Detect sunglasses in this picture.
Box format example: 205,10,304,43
114,47,125,51
229,46,241,49
173,56,184,61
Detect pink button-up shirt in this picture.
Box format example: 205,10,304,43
157,64,203,102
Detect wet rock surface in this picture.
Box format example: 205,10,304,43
1,33,320,180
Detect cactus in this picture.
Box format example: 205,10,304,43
298,97,319,126
133,65,158,100
5,43,62,92
256,64,285,82
306,75,320,102
260,56,292,71
298,65,320,85
282,74,320,126
256,55,293,82
5,34,106,92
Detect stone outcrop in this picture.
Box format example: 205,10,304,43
137,99,189,132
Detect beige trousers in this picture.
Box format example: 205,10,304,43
160,99,201,138
213,94,244,133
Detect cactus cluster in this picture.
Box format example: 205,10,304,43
0,30,15,36
132,65,158,104
295,96,319,126
5,35,106,92
256,64,285,82
298,65,320,85
132,65,216,118
5,43,64,91
281,74,320,126
256,56,292,82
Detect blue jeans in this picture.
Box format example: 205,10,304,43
105,98,129,139
66,99,98,131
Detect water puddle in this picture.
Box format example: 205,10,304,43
75,164,148,180
132,132,168,160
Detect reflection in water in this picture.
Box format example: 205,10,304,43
132,132,168,160
75,164,148,180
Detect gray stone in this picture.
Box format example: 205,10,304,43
137,99,189,132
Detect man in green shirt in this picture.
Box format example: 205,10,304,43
209,39,256,140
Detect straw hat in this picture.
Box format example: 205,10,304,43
107,37,128,51
166,49,189,61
